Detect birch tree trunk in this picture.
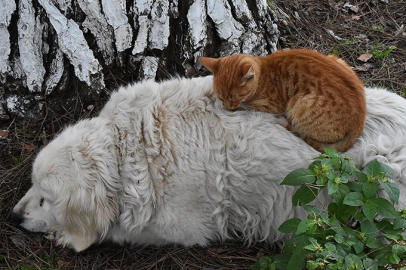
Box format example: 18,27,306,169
0,0,280,121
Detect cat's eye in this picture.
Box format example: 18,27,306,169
39,198,44,207
245,76,254,82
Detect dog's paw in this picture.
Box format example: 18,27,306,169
46,227,63,241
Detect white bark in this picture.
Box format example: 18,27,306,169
132,0,153,55
102,0,133,52
44,49,64,95
18,0,45,93
54,0,71,14
187,0,207,51
39,0,104,89
207,0,243,54
140,56,159,80
77,0,115,65
0,0,16,79
149,1,170,50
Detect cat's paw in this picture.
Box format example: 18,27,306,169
278,116,290,129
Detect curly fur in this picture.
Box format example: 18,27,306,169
12,77,406,252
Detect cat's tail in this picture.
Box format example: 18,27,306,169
280,118,361,152
300,134,357,153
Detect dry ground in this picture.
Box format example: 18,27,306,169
1,1,405,269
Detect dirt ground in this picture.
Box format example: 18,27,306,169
1,1,405,269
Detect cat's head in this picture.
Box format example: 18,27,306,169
200,54,260,110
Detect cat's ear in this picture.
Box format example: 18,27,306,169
200,57,219,73
241,64,255,82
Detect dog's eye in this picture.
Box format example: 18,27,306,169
39,198,44,207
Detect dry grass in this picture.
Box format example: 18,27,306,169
1,0,405,269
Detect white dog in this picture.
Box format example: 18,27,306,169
12,76,406,252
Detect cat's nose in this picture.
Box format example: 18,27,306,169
224,102,238,110
223,103,232,110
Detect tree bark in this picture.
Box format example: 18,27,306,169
0,0,280,121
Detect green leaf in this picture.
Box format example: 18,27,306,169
331,184,350,204
308,160,321,172
270,253,290,270
363,202,377,221
251,256,275,270
379,180,400,203
343,192,364,206
354,171,368,183
365,159,382,177
302,204,318,213
362,182,379,198
366,237,383,249
331,220,345,235
346,181,363,192
345,254,363,269
329,203,352,223
340,173,350,183
284,235,310,252
392,244,406,255
286,252,306,270
334,234,344,244
296,219,317,235
353,239,364,254
376,219,395,232
316,175,328,185
363,258,378,270
325,242,337,252
389,252,400,264
384,233,400,241
393,217,406,230
281,168,316,186
328,179,339,195
371,245,392,266
341,158,354,174
343,226,357,239
360,219,377,237
326,169,337,180
380,163,396,178
323,147,339,157
304,243,320,252
354,210,366,221
12,156,20,166
278,218,301,233
371,197,399,219
292,185,319,206
306,261,319,270
320,211,330,225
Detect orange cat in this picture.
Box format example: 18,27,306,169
200,49,366,152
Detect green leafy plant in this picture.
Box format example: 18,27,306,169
371,44,396,59
330,39,354,57
12,155,20,166
372,25,384,31
252,148,406,270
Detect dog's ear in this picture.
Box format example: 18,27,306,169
62,139,120,252
63,185,116,251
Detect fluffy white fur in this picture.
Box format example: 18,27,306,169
12,76,406,252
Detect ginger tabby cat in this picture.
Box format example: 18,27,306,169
200,49,366,152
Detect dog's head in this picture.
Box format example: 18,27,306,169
12,119,121,252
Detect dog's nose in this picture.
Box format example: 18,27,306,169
10,210,24,224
